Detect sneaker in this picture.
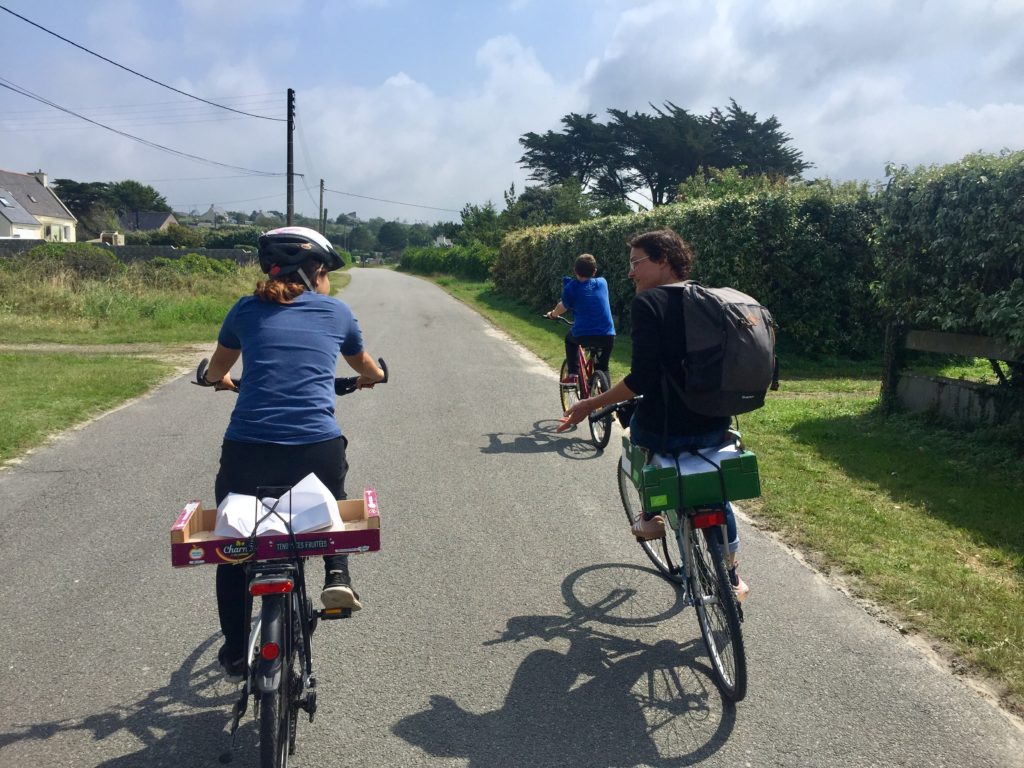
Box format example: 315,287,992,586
729,566,750,603
631,514,665,541
217,644,245,683
321,570,362,611
560,374,578,386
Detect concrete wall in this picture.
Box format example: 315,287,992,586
897,373,1022,427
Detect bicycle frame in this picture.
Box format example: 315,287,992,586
575,344,596,398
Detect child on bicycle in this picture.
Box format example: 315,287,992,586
201,226,386,680
545,253,615,384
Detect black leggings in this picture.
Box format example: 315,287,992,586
214,436,348,658
565,333,614,375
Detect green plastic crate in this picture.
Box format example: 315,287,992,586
623,435,761,513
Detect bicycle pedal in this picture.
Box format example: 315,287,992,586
318,607,352,620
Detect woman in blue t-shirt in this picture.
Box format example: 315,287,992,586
201,226,385,681
545,253,616,383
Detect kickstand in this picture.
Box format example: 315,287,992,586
219,684,248,765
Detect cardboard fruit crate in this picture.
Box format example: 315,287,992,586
171,488,380,567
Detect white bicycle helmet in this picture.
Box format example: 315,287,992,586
257,226,343,278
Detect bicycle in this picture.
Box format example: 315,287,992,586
173,357,389,767
544,314,613,449
588,398,748,702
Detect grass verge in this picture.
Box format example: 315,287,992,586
428,273,1024,712
0,352,174,464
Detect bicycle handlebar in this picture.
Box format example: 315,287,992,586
541,313,573,327
588,396,640,424
193,357,389,396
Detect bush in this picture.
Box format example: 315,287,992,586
399,243,497,281
204,226,262,249
148,253,237,276
150,224,207,248
19,242,125,279
876,151,1024,348
493,181,882,356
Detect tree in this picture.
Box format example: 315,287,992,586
377,221,408,252
457,202,502,248
107,180,171,216
347,225,375,252
51,179,111,219
708,100,811,179
518,101,809,209
502,181,593,229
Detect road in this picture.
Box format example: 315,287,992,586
1,267,1021,767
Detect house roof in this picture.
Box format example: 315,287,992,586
0,187,41,226
0,169,76,222
118,211,177,231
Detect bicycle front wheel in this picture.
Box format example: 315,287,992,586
689,527,747,702
587,371,613,449
259,595,292,768
559,359,580,413
617,463,682,583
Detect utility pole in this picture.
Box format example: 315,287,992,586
319,178,325,234
286,88,295,226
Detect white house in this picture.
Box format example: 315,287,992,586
0,169,77,241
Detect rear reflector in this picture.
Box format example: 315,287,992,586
692,510,726,529
260,642,280,661
250,578,294,596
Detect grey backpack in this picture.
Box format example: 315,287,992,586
665,282,778,417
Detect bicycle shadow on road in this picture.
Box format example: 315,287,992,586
0,634,255,767
482,419,608,460
393,563,737,768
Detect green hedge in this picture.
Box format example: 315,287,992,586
493,182,882,356
399,243,497,281
876,151,1024,348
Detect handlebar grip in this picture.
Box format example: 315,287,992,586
378,358,389,384
193,358,214,387
588,403,617,422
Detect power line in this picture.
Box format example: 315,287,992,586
0,77,287,177
0,4,285,121
323,187,461,213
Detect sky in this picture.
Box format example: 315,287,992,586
2,0,1022,224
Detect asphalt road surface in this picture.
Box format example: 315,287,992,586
1,268,1022,768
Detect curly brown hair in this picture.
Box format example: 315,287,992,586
627,229,695,280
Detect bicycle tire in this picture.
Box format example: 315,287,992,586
617,463,683,583
689,527,747,702
587,371,613,449
259,594,291,768
559,359,581,414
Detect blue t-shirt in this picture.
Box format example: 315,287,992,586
561,276,615,337
217,292,364,445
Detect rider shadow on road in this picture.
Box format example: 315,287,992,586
394,563,737,768
482,419,605,460
0,635,252,767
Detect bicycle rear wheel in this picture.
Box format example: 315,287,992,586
617,463,682,583
587,371,613,449
259,595,292,768
559,360,580,413
689,527,747,702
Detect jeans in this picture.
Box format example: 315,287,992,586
629,416,739,554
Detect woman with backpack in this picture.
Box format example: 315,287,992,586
557,228,749,600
